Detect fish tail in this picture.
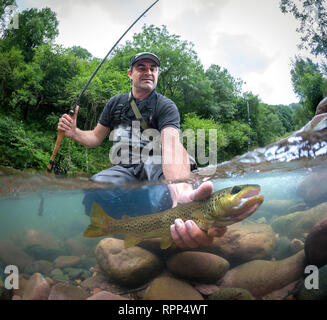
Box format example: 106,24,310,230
83,202,116,237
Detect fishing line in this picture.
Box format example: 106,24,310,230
48,0,160,174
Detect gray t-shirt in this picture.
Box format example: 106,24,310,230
98,90,180,165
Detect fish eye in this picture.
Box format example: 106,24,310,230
231,186,242,194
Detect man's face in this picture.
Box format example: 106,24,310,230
128,59,160,93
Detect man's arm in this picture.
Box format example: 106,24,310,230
58,106,110,147
161,127,227,248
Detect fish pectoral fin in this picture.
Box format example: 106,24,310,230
191,210,208,222
160,236,173,249
124,235,143,248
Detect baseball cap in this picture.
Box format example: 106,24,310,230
129,52,161,67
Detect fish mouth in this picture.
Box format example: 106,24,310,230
221,187,264,222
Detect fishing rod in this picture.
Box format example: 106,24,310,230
47,0,160,175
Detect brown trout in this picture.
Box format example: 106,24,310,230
83,184,264,249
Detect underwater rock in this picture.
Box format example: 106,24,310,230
304,217,327,267
54,256,81,268
0,278,12,300
295,264,327,300
24,260,54,275
79,256,97,270
204,223,276,265
256,217,267,224
22,273,51,300
297,170,327,207
166,251,229,283
65,237,94,257
48,282,90,300
0,240,34,271
144,274,204,300
81,271,115,292
12,275,29,298
86,290,128,300
62,267,84,280
262,280,299,300
208,288,254,300
193,283,221,295
290,239,304,254
272,236,291,260
95,238,162,287
219,250,305,298
24,245,66,261
51,268,64,277
81,268,143,295
24,229,60,249
264,199,300,215
271,202,327,239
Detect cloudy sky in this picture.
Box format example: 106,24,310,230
15,0,316,105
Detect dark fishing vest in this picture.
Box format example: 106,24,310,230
108,90,159,166
109,90,156,130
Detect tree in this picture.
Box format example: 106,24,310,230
291,102,312,129
9,44,82,122
69,46,93,61
280,0,327,57
0,44,24,109
290,57,326,115
205,64,242,122
2,7,59,61
111,24,214,120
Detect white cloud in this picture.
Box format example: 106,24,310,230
212,33,275,76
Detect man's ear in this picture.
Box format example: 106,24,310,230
128,68,133,81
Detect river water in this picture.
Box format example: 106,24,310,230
0,114,327,300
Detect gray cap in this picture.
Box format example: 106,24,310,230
129,52,160,67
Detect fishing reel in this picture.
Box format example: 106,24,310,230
48,155,69,177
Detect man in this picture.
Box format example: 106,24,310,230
58,52,226,248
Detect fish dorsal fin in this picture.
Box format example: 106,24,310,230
160,236,174,249
124,235,142,248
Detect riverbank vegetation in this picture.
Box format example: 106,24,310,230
0,1,326,175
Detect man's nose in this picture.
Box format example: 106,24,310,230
144,67,153,75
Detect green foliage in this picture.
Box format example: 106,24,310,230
181,113,228,164
291,103,312,129
0,20,303,173
3,7,59,61
291,57,326,115
222,121,253,158
205,64,242,122
68,46,93,61
0,44,24,109
0,115,49,169
280,0,327,58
